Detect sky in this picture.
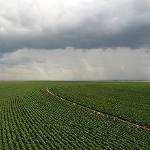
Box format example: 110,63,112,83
0,0,150,80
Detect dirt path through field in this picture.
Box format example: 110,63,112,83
46,88,150,132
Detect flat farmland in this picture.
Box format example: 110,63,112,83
0,81,150,149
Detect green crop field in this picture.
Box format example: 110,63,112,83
0,81,150,149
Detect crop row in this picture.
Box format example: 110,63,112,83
0,89,150,149
50,83,150,127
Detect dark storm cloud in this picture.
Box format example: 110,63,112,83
0,0,150,52
1,24,150,52
0,0,150,80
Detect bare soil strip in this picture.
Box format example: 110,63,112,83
46,88,150,132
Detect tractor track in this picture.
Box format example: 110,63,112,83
46,88,150,132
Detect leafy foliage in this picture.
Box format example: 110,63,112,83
0,81,150,149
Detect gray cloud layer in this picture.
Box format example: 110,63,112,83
0,48,150,80
0,0,150,51
0,1,150,80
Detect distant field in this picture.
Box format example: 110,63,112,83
51,82,150,127
0,81,150,149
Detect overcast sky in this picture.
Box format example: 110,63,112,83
0,0,150,80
